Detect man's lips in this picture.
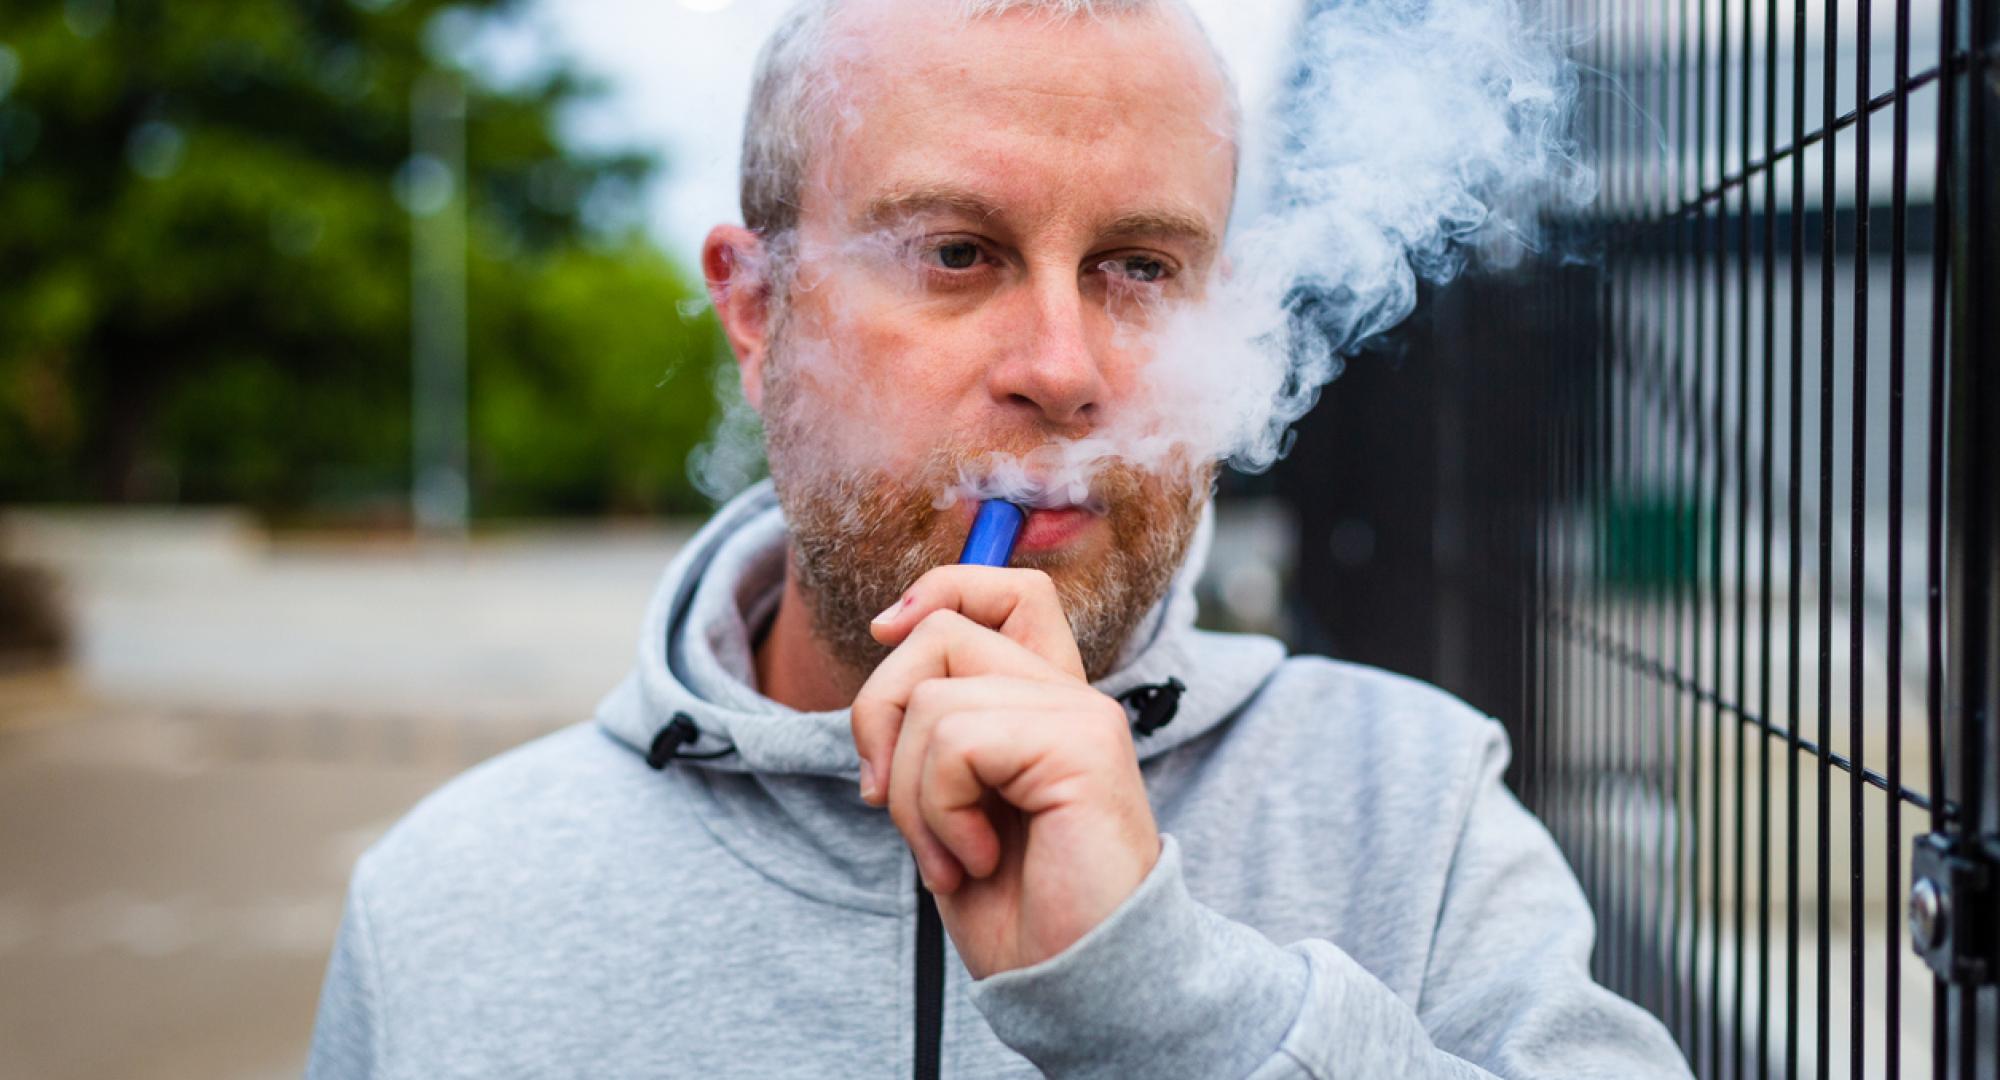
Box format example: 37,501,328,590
1016,506,1098,552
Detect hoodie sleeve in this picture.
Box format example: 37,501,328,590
306,874,385,1080
966,726,1691,1080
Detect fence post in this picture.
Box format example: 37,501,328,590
1915,0,2000,1072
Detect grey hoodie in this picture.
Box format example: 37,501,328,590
307,482,1690,1079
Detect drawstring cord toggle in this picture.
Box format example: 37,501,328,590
1118,678,1186,737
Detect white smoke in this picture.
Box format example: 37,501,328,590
1163,0,1593,476
688,354,769,503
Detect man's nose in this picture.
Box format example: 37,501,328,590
986,279,1107,428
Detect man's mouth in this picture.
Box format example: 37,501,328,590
1016,505,1098,552
943,457,1113,555
948,494,1104,552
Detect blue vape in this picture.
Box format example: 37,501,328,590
957,500,1026,567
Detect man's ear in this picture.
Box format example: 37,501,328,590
702,224,775,411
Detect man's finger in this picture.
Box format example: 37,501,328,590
868,564,1085,680
888,675,968,892
918,709,1042,881
914,688,1132,883
851,610,1062,803
897,678,1116,881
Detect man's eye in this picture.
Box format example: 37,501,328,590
930,242,982,270
1109,256,1168,283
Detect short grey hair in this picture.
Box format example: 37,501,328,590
739,0,1236,240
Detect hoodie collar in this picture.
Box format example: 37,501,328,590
595,480,1288,779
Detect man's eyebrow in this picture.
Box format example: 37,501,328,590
858,185,1006,228
1099,208,1220,257
857,187,1220,256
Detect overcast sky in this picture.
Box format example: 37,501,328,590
496,0,1306,261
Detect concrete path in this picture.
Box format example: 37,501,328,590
0,512,691,1080
3,510,692,719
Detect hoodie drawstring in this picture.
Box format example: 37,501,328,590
649,680,1185,771
646,713,739,769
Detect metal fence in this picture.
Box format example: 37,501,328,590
1279,0,1997,1075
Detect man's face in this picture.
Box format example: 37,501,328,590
754,2,1237,680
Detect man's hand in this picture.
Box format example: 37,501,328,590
851,565,1161,979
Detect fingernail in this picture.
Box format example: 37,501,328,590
871,594,909,624
859,759,877,801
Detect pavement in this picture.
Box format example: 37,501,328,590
0,511,691,1080
3,509,692,719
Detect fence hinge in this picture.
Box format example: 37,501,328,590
1910,833,2000,984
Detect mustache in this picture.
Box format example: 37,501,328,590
902,439,1176,517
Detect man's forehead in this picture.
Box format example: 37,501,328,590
804,2,1238,238
821,1,1232,126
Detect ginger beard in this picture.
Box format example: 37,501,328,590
759,320,1209,685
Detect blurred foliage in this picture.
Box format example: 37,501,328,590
0,0,728,520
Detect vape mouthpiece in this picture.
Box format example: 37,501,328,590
958,500,1026,567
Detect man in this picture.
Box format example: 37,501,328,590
308,1,1691,1076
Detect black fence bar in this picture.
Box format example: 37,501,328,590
1941,0,2000,1074
1785,0,1809,1070
1884,0,1913,1070
1280,0,2000,1074
1756,0,1780,1070
1850,0,1874,1068
1923,0,1956,1072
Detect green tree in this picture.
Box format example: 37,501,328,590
0,0,727,519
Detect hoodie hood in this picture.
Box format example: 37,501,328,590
595,480,1288,780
